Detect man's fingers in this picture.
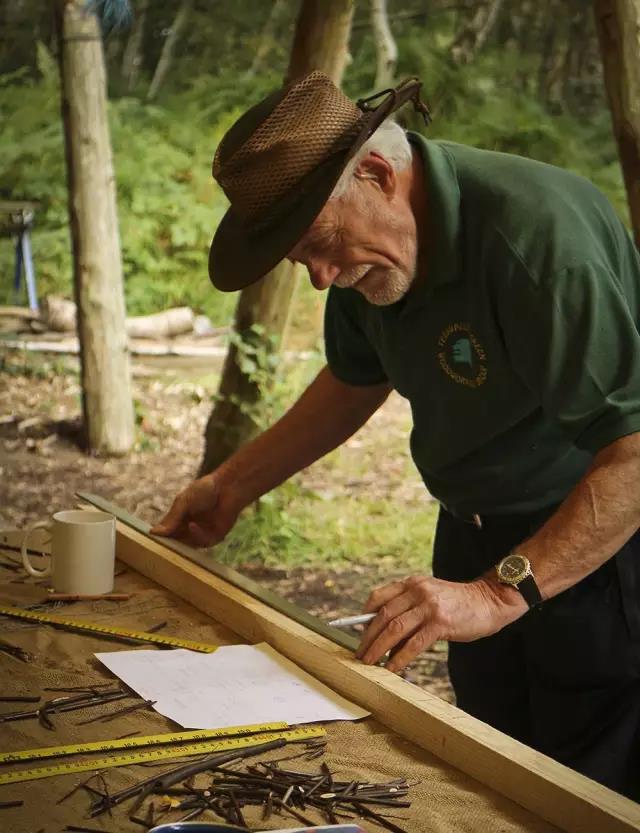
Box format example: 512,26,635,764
358,606,423,666
356,590,414,658
386,627,436,673
363,579,407,614
151,496,187,537
186,522,217,549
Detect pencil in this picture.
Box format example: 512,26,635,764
328,612,376,628
45,593,131,602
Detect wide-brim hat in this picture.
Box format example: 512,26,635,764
209,71,430,292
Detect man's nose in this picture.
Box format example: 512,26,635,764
307,261,340,290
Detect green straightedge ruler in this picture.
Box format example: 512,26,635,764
78,492,359,653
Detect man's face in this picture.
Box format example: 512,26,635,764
288,169,418,306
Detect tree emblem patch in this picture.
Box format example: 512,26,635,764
438,323,487,388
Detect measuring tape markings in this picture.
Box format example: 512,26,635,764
0,727,326,785
0,722,291,765
0,604,217,653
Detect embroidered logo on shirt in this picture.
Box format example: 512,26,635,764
438,323,487,388
451,337,473,367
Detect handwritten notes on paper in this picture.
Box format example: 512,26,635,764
95,643,369,728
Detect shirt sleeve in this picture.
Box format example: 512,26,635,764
323,286,388,386
500,261,640,454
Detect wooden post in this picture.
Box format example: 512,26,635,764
199,0,354,475
56,0,135,455
594,0,640,244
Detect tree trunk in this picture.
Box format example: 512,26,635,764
287,0,354,82
56,0,134,455
199,0,354,476
121,0,148,91
244,0,288,79
371,0,397,89
450,0,505,65
146,0,192,101
594,0,640,244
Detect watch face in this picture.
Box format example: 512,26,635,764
499,554,528,583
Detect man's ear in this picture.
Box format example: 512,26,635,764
353,152,396,197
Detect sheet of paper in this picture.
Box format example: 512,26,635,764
95,642,369,728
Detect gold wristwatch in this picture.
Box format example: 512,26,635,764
495,553,543,609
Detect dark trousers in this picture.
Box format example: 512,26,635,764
432,507,640,800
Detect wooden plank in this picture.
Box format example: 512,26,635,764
108,517,640,833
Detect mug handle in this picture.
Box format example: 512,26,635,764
21,521,53,577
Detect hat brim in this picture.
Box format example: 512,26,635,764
208,78,425,292
208,148,352,292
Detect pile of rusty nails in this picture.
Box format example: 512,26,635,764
77,738,411,832
0,683,153,730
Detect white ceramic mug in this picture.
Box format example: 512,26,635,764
21,510,116,594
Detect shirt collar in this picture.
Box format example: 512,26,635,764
405,132,462,305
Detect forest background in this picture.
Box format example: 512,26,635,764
1,0,623,324
0,1,627,668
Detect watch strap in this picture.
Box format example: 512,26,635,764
517,573,543,608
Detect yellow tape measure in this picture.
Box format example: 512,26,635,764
0,722,289,765
0,727,325,785
0,605,217,653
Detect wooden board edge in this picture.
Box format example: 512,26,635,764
114,520,640,833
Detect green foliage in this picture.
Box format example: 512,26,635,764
406,43,628,221
1,16,628,327
0,351,75,380
0,44,69,308
0,47,277,325
223,324,324,436
215,481,439,570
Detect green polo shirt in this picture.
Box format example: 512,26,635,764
324,132,640,516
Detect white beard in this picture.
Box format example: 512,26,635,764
329,185,418,306
334,243,417,306
356,265,415,306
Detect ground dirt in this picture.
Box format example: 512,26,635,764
1,350,452,702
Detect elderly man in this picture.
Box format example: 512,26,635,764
153,72,640,798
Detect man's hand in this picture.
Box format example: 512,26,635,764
150,474,242,548
356,574,526,673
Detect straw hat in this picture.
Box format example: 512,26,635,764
209,71,430,291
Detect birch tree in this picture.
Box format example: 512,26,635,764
371,0,398,88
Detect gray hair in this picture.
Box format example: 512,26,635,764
330,120,412,199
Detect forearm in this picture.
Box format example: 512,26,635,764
483,432,640,616
216,365,391,510
358,432,640,670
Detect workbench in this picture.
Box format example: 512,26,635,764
1,499,639,833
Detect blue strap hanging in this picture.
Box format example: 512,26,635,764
84,0,132,32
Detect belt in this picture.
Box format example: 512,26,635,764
438,502,483,528
439,502,561,531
